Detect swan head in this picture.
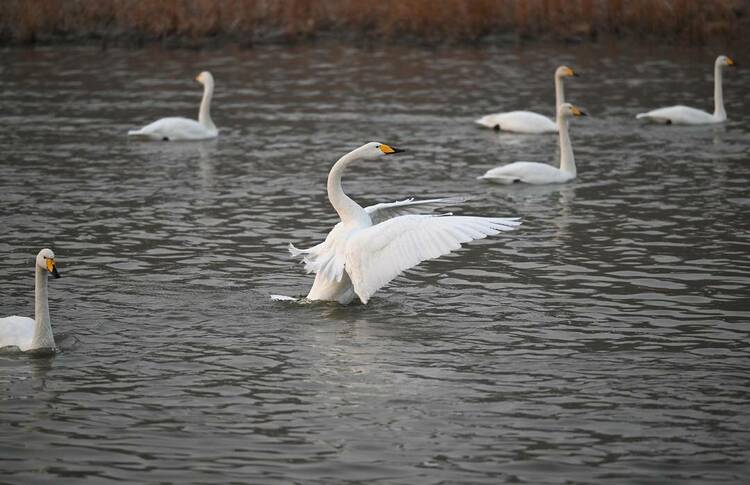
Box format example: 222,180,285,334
716,55,736,68
195,71,214,86
36,248,60,279
556,66,578,78
558,103,587,119
355,142,406,160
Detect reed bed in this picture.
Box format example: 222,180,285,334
1,0,745,46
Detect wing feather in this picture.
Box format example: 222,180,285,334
345,214,521,303
365,196,467,225
288,222,350,283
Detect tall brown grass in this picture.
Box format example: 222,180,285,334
1,0,745,46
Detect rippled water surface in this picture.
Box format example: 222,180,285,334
1,43,749,484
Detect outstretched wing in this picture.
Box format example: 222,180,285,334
365,196,468,225
288,221,350,283
344,214,521,303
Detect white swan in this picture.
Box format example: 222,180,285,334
128,71,218,141
636,55,736,125
289,142,521,304
479,103,587,184
0,249,61,352
475,66,577,134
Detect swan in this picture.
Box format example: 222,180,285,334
479,103,587,184
0,249,61,352
128,71,218,141
288,142,521,304
636,55,736,125
475,65,578,134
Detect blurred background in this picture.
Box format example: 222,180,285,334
2,0,748,47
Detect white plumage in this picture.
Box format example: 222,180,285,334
480,103,587,185
636,55,735,125
128,71,218,141
344,214,519,303
476,110,556,134
289,142,521,304
476,66,577,134
0,316,37,351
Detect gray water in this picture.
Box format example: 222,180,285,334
1,43,749,484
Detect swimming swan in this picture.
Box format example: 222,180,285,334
128,71,218,141
636,55,736,125
476,66,578,134
0,249,61,352
479,103,587,184
289,142,521,304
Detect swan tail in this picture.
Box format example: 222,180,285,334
479,175,517,185
288,242,309,258
475,116,495,128
635,113,649,120
289,243,320,273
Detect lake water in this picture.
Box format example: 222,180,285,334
1,42,749,484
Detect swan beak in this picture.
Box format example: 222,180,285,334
572,106,588,117
727,57,736,66
567,68,578,77
46,259,61,278
380,144,405,154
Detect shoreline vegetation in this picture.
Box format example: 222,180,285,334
1,0,747,48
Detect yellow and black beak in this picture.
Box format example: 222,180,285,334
727,57,736,67
567,67,579,77
571,106,588,117
379,143,406,155
46,258,61,279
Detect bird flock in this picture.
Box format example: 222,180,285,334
0,54,736,352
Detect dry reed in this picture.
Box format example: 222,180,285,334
0,0,745,46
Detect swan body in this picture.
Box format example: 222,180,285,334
476,111,557,134
289,142,521,304
128,71,218,141
0,249,61,352
636,106,719,125
480,103,586,185
476,66,577,134
636,55,735,125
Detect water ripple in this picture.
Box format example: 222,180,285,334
1,44,749,484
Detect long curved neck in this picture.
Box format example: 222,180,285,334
32,265,55,350
327,151,366,225
713,63,726,121
554,75,565,121
558,116,576,177
198,80,216,131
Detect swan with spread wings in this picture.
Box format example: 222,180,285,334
288,142,521,304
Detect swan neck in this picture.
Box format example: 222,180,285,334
558,117,576,177
554,75,565,120
32,265,55,350
327,152,366,224
198,80,216,131
713,62,726,120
